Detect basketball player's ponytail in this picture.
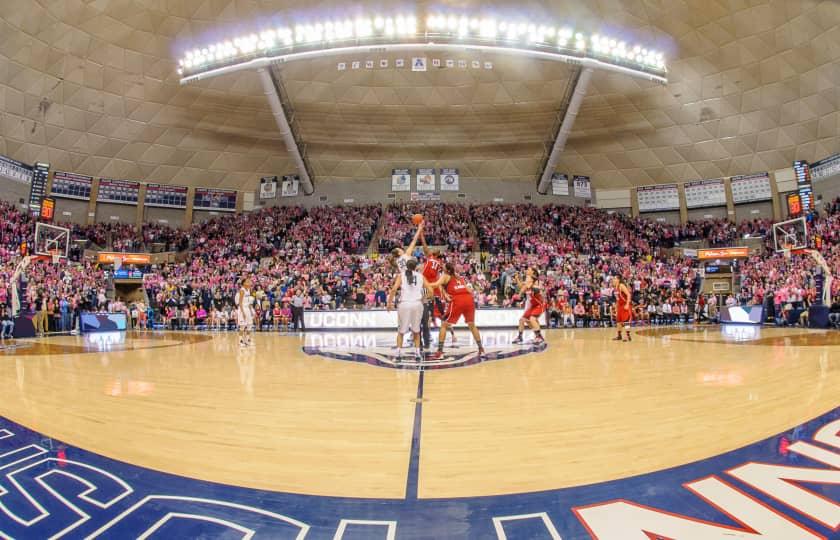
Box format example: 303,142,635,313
405,258,417,286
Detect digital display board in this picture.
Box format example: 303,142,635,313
145,183,188,209
0,154,33,184
792,160,813,212
39,197,56,222
194,188,237,211
98,179,140,205
51,171,93,200
28,162,50,216
787,192,802,216
113,269,144,280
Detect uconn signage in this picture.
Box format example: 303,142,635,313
304,309,523,329
0,410,838,538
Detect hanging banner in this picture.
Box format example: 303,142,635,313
573,175,591,199
730,172,771,203
281,175,299,197
551,173,569,196
440,168,460,191
637,184,680,212
51,171,93,200
416,168,436,191
411,57,427,71
0,154,33,184
810,153,840,181
145,184,188,209
259,176,278,199
684,179,726,208
194,188,237,212
97,179,140,205
391,169,410,192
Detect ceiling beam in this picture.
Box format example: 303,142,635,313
536,66,594,195
257,67,315,195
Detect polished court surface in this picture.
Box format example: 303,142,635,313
0,326,838,538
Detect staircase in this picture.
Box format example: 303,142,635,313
367,204,387,255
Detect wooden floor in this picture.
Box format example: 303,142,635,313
0,326,837,500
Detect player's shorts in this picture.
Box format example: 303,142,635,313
445,295,475,325
523,305,545,319
617,307,632,323
398,301,423,334
237,311,254,329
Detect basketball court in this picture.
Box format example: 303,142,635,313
1,325,838,538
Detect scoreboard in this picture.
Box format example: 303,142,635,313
98,179,140,205
194,188,237,212
52,171,93,200
145,183,188,209
792,160,813,213
28,162,50,217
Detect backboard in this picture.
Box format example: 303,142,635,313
33,222,70,259
772,216,808,254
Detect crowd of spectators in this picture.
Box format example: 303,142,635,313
0,197,838,333
378,203,474,253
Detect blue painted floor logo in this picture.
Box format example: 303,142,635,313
302,331,547,369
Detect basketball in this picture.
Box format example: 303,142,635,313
412,213,424,226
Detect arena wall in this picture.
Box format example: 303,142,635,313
638,210,681,225
144,206,186,227
95,202,136,224
255,177,587,209
0,178,30,208
734,201,774,222
687,206,728,222
55,198,90,225
814,172,840,205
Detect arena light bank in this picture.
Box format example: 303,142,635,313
175,9,668,84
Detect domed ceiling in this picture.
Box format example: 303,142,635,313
0,0,837,191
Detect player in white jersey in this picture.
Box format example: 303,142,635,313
390,221,424,273
235,277,256,347
387,258,430,361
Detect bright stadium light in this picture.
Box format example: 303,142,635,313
176,9,667,83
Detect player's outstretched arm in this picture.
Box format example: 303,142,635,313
405,221,424,257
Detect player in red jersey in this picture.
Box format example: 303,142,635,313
428,262,485,359
613,276,632,342
419,232,455,350
512,267,545,344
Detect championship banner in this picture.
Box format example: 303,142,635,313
440,168,459,191
730,172,771,203
573,175,591,199
697,247,750,260
810,153,840,181
280,175,299,197
51,171,93,200
194,187,237,212
416,168,436,191
551,173,569,196
684,179,726,208
637,184,680,212
259,176,278,199
0,154,33,184
391,169,410,192
97,179,140,205
145,183,188,209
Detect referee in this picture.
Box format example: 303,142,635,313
291,289,305,331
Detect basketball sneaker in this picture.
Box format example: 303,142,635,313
512,334,524,344
533,334,545,344
431,350,444,360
